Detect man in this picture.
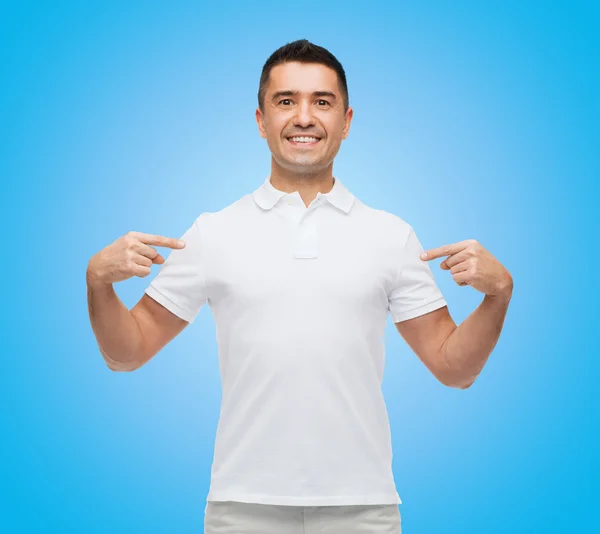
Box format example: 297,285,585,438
87,39,513,533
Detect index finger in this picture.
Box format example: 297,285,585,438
134,232,186,249
421,242,466,261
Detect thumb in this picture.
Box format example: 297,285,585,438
440,259,450,270
152,254,165,264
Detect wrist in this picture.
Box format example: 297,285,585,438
86,261,110,290
489,272,513,300
485,285,513,304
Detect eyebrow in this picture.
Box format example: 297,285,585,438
271,90,337,101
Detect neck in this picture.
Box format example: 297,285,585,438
269,160,335,207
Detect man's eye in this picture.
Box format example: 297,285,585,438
278,99,329,107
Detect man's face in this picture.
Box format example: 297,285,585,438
256,62,353,175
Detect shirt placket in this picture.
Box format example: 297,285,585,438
281,193,321,259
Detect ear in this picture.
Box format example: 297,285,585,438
256,108,267,139
342,107,353,139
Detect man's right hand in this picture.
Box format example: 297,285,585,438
87,231,186,287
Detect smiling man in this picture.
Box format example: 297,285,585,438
87,39,513,534
257,59,351,183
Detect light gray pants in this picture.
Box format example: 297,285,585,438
204,501,402,533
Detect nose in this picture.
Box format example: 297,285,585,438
292,100,315,128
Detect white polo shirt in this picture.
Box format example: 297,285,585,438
145,176,447,507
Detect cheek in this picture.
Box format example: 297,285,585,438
264,135,278,155
325,118,345,138
264,120,286,142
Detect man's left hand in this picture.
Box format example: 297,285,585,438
420,239,513,297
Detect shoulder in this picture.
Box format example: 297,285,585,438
352,199,414,242
192,194,253,231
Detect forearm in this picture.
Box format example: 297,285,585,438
440,290,512,388
86,268,143,371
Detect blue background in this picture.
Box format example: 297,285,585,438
2,1,598,532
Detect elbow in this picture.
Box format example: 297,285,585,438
106,362,139,372
437,353,477,390
441,378,474,390
438,370,476,390
103,352,141,372
456,379,475,390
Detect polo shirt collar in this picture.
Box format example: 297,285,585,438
252,176,355,214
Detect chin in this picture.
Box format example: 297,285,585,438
284,161,328,174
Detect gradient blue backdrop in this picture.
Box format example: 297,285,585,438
1,1,598,532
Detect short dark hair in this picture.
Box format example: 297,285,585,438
258,39,349,112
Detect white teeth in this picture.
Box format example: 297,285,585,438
289,136,319,143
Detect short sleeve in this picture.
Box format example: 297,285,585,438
145,214,210,323
388,226,447,323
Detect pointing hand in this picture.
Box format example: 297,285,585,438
421,239,513,297
87,231,186,287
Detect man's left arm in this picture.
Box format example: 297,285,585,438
396,239,513,389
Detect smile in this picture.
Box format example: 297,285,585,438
286,136,321,147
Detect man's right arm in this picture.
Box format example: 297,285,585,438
87,275,188,372
85,230,189,372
